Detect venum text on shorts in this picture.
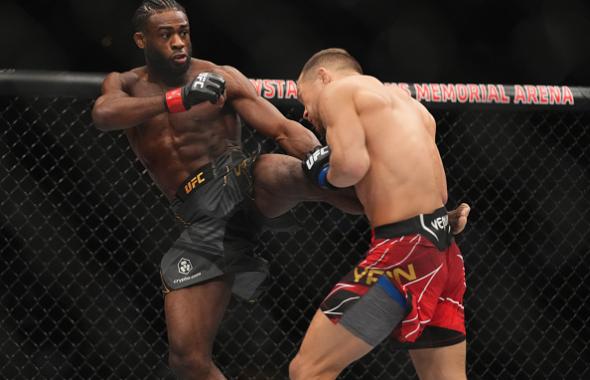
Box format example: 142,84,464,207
430,215,448,230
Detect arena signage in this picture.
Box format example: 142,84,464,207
0,72,586,109
394,83,575,106
249,79,298,99
250,79,577,107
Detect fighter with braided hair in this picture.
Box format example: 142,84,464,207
92,2,471,378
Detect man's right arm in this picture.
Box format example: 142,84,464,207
91,72,166,131
321,83,370,188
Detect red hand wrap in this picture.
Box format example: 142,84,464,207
165,88,186,113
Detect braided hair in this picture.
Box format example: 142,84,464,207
132,0,187,31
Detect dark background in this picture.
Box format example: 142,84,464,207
1,0,590,85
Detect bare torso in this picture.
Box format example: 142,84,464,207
330,76,447,227
122,59,240,199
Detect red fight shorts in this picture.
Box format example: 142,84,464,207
320,208,466,349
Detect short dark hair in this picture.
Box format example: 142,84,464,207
300,48,363,78
132,0,187,32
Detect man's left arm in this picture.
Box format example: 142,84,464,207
320,85,370,188
220,66,320,159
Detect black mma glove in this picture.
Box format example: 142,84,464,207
302,145,337,190
165,72,226,113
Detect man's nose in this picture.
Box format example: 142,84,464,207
171,34,184,49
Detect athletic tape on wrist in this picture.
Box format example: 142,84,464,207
165,88,187,113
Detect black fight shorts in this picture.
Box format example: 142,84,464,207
160,148,269,301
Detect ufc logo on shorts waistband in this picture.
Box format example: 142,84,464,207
184,172,206,194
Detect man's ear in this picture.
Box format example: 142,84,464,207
318,67,331,84
133,32,145,49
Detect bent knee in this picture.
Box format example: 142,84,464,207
253,154,304,185
289,354,310,380
289,353,339,380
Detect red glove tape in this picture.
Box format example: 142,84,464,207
165,88,186,113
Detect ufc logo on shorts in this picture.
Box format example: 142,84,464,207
184,172,205,194
305,146,330,170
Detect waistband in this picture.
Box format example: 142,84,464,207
175,161,220,202
174,148,254,202
373,207,452,251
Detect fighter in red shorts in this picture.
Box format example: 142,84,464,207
290,48,468,380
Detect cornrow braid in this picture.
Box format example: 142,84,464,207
132,0,187,31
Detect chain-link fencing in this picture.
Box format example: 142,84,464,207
0,77,589,379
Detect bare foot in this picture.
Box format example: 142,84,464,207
448,203,471,235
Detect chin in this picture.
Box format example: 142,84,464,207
170,62,190,75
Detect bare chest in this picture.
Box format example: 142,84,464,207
127,79,240,143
